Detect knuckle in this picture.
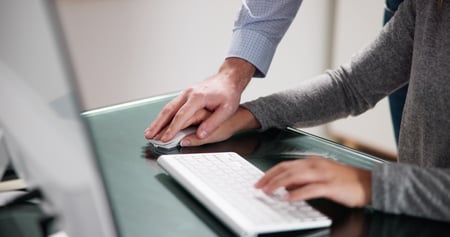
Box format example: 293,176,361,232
200,109,211,118
222,103,237,113
161,104,176,116
164,127,172,136
283,171,294,181
190,90,206,100
278,162,291,171
184,87,195,95
307,157,326,169
194,111,208,122
315,185,328,197
161,106,171,115
173,110,186,121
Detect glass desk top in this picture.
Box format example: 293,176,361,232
81,93,449,237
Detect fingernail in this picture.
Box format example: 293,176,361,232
180,139,190,147
161,134,168,142
199,130,207,139
283,193,290,201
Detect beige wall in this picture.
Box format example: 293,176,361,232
327,0,397,156
56,0,333,109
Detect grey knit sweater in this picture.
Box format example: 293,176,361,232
242,0,450,221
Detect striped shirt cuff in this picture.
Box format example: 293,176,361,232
227,29,278,78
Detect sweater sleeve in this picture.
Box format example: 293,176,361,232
372,163,450,222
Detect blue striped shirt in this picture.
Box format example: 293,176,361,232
227,0,304,77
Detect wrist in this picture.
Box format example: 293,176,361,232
230,107,261,132
218,58,256,93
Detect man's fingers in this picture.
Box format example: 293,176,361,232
144,94,187,139
160,94,206,142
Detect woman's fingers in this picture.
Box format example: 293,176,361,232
260,163,323,195
284,183,329,201
254,157,372,207
255,157,325,190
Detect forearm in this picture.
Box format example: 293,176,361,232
241,73,352,131
217,58,255,94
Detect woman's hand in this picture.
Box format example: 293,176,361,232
179,107,260,147
255,157,372,208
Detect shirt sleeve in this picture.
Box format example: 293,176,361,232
227,0,303,77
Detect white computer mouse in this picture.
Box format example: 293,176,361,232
148,127,197,150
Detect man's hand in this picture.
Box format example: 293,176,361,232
255,157,372,208
144,58,256,142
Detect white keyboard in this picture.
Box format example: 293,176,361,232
157,152,331,237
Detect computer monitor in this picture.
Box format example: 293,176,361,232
0,0,118,236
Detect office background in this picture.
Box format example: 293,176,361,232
55,0,396,158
